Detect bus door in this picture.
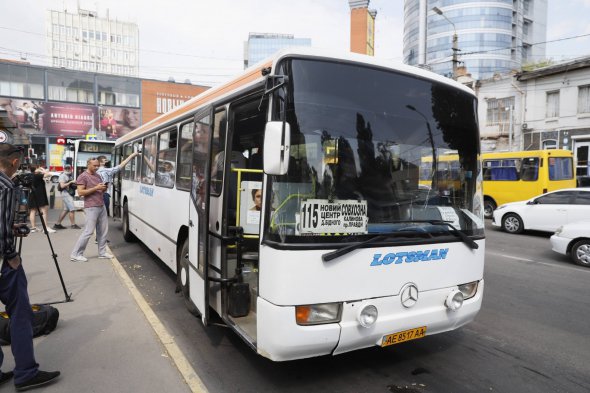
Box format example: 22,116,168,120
187,110,214,324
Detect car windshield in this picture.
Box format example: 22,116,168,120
265,58,484,244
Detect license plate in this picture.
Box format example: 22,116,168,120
381,326,427,347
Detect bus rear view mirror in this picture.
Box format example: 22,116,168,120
263,121,290,175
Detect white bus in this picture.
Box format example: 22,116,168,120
113,48,485,361
73,139,115,178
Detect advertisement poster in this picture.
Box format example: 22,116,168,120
48,144,65,168
43,102,98,136
98,106,140,139
0,96,139,140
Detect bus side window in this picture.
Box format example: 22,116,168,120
141,135,157,184
521,158,539,181
156,129,177,188
176,122,194,191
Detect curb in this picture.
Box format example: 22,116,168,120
107,246,208,393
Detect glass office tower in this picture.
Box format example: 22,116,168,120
243,33,311,69
403,0,547,80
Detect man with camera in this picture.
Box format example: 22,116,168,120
52,165,80,230
0,144,60,390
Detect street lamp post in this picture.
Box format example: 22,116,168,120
432,6,459,80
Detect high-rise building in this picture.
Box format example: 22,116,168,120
46,8,139,77
403,0,547,80
349,0,377,56
243,33,311,69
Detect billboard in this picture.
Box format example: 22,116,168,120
0,96,140,140
98,106,140,139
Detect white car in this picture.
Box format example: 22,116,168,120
550,221,590,267
491,188,590,234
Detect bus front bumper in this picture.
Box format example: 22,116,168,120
256,280,484,361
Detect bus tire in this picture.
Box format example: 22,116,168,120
571,239,590,267
122,202,136,242
502,213,524,234
484,198,496,219
178,238,200,316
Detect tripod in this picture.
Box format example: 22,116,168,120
16,186,73,304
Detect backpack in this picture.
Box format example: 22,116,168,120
0,304,60,345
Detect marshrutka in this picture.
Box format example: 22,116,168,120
113,47,485,361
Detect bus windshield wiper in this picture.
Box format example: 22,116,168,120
321,220,478,262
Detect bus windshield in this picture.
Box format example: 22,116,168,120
266,59,483,244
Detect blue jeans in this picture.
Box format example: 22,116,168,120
71,206,109,257
0,260,39,384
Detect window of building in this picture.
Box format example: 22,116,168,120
97,75,140,107
0,63,45,99
542,139,557,149
47,69,94,104
578,85,590,114
486,96,515,126
546,91,560,118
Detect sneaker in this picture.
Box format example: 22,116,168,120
71,224,81,229
98,253,114,259
15,370,60,391
70,255,88,262
53,223,66,230
30,227,38,233
0,371,14,386
44,228,56,234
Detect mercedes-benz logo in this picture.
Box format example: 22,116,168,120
400,283,419,308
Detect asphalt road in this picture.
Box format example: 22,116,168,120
108,219,590,393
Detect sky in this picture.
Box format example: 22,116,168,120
0,0,589,87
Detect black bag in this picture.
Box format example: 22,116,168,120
0,304,59,345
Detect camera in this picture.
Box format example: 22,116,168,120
13,172,34,188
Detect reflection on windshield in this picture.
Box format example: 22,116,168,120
266,58,483,244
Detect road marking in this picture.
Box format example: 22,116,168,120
486,251,590,272
107,247,208,393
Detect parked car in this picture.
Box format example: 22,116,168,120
491,188,590,234
550,221,590,267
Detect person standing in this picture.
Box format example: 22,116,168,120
52,165,80,230
69,158,109,262
0,144,61,390
27,166,55,234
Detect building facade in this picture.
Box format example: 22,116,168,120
0,60,207,169
404,0,547,80
349,0,377,56
476,56,590,184
243,33,311,69
46,8,139,77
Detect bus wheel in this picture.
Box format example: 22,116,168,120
571,239,590,267
178,238,199,316
122,202,136,242
502,213,523,234
484,199,496,219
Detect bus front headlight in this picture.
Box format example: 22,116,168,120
295,303,342,325
458,281,478,300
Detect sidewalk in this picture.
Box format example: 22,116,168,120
3,207,193,393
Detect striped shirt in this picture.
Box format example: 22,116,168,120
0,171,18,260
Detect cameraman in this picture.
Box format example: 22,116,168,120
0,144,60,390
52,165,80,230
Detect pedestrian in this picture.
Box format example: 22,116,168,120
0,143,61,390
96,152,139,217
69,158,109,262
27,166,55,234
52,165,80,230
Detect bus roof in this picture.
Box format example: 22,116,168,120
116,47,475,146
